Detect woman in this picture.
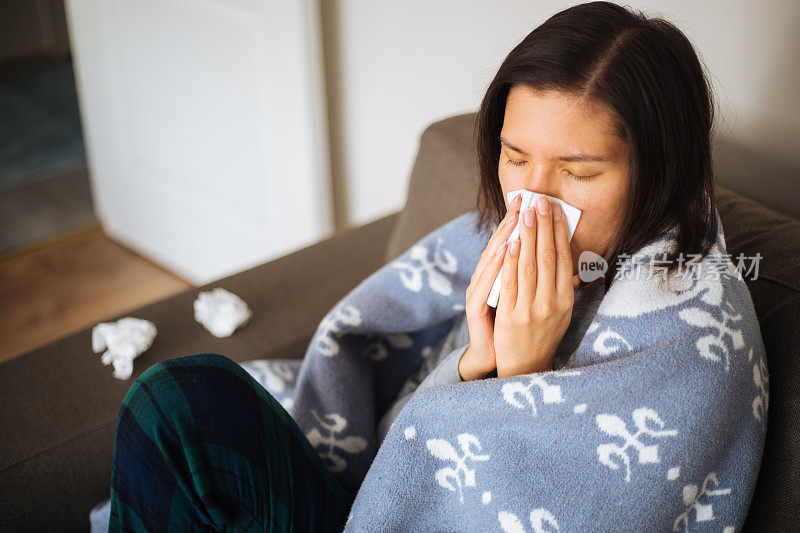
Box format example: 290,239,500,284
107,2,733,531
462,0,717,379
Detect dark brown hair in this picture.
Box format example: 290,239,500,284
473,1,718,293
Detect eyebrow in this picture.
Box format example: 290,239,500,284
500,137,610,162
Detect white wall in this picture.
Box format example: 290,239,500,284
324,0,800,226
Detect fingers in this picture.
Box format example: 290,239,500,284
493,193,522,247
473,194,522,282
498,235,520,312
553,203,574,294
468,239,507,314
515,204,537,310
534,196,556,300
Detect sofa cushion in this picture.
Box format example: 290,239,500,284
388,112,800,531
385,114,480,262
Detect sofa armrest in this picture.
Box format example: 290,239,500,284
0,210,400,532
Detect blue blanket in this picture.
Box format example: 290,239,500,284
242,208,768,532
91,208,769,532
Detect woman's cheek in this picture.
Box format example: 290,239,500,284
570,219,605,263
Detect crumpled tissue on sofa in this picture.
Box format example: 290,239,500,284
193,287,252,338
91,317,157,379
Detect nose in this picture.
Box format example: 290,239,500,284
510,168,561,208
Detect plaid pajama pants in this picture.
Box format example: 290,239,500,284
108,353,354,532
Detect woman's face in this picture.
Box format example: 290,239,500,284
498,85,630,276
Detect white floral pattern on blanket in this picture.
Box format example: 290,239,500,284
243,209,767,532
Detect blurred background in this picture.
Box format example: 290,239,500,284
1,0,798,362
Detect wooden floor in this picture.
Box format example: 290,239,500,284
0,223,193,363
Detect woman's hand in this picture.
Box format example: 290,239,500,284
493,196,575,377
458,193,524,381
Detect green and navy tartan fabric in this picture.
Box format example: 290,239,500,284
108,353,354,532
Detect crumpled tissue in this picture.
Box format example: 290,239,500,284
487,188,582,307
193,287,252,338
92,317,157,379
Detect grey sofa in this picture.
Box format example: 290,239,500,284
1,113,798,531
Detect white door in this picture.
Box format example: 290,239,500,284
64,0,332,284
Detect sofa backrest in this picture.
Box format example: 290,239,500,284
387,112,800,531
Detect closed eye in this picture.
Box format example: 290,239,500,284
505,157,526,167
564,169,594,181
506,158,594,181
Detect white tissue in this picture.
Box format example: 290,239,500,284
92,317,157,379
487,189,582,308
193,287,252,338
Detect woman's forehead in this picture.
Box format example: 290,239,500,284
502,87,624,157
